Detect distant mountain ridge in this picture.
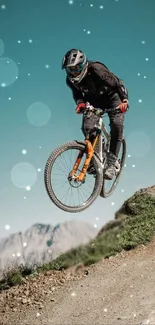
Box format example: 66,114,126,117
0,220,98,274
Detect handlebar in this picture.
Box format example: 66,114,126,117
84,102,120,116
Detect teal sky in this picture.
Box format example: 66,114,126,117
0,0,155,238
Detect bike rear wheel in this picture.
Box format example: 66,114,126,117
100,138,126,198
44,141,103,213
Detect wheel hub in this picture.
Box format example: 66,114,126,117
68,172,85,188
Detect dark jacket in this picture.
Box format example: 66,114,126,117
66,61,128,107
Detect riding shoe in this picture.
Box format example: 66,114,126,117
104,152,120,180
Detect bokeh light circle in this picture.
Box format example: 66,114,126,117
126,131,151,158
26,102,51,126
0,57,18,87
11,163,37,188
0,39,4,56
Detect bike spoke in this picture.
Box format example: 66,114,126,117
53,162,68,177
59,153,69,173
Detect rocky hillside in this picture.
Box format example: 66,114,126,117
0,220,98,274
0,184,154,285
0,185,155,325
97,185,155,238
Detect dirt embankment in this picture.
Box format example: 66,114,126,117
0,237,155,325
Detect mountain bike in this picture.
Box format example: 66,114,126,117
44,102,126,213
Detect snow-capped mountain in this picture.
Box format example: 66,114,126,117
0,220,98,274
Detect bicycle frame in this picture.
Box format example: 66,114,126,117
70,104,112,182
96,116,111,162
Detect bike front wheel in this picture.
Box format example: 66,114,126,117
44,141,103,213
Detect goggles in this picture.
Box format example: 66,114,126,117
66,62,85,74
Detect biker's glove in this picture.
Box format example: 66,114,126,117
75,103,86,114
118,99,129,113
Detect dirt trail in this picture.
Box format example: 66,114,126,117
1,238,155,325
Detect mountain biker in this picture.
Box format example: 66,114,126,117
61,49,129,180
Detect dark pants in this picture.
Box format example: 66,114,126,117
81,95,124,157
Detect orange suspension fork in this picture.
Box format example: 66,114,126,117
70,150,84,177
71,135,99,182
